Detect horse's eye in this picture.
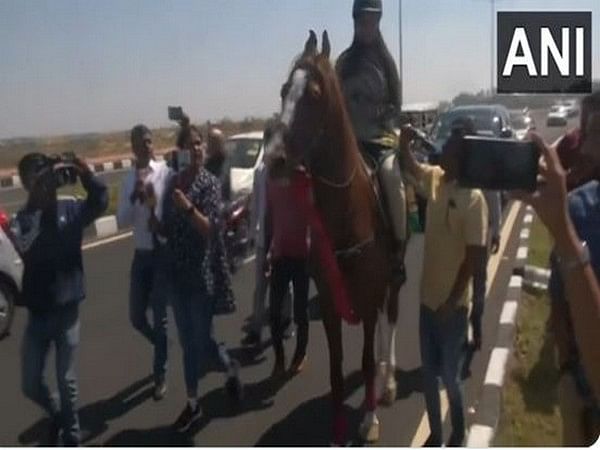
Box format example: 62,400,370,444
281,83,290,100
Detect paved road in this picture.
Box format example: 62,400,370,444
0,202,524,446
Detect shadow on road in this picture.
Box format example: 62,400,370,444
18,375,154,446
102,369,292,445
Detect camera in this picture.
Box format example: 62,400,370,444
47,152,79,187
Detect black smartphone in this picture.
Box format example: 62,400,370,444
458,136,540,191
168,106,184,122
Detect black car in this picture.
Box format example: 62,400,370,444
429,104,514,163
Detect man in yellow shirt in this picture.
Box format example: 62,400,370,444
400,121,488,447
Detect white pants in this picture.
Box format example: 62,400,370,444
378,152,408,245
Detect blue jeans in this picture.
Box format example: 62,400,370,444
129,249,168,384
419,305,468,443
171,279,214,398
21,304,80,445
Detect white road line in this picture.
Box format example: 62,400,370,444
523,214,533,224
242,254,256,265
82,232,133,251
499,300,518,325
484,348,510,387
467,424,495,447
410,200,522,446
520,228,530,240
516,246,528,261
509,276,522,289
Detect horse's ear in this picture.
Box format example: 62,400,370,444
303,30,318,57
321,30,331,59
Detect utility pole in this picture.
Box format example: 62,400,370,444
398,0,403,109
490,0,495,96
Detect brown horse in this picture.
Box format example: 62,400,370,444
265,30,402,445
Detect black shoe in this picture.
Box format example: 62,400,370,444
172,403,201,432
47,416,61,446
447,430,464,447
225,360,244,404
423,433,442,447
241,331,261,347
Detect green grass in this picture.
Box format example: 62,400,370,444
495,216,562,446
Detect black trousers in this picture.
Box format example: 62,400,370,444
269,257,310,359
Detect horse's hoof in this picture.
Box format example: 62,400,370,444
381,384,397,406
359,411,380,443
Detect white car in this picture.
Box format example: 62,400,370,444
225,131,264,199
546,105,569,127
0,208,22,339
560,99,580,118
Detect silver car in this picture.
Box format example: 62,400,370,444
0,209,22,339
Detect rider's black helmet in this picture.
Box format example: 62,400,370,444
352,0,383,19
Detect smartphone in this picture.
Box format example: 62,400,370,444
458,136,540,191
171,149,191,173
168,106,184,122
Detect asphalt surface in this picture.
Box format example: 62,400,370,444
0,110,578,446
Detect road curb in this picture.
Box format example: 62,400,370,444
466,205,535,447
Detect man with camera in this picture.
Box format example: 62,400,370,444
399,121,488,447
117,124,171,401
11,152,108,446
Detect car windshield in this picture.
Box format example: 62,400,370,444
431,109,498,142
225,138,262,169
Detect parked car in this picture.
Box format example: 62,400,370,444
559,99,579,118
226,131,264,200
0,208,22,339
510,108,536,140
547,105,569,127
429,104,514,163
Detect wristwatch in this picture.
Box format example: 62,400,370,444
557,241,590,272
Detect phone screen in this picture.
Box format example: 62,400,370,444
176,149,191,172
459,136,540,191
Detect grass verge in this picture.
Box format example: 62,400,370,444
494,216,562,446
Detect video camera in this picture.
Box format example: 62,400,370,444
45,152,79,188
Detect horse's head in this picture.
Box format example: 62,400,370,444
265,30,339,172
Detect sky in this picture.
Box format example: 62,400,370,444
0,0,599,139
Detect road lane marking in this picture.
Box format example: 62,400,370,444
483,348,510,387
517,246,528,261
468,424,495,447
410,200,522,446
509,276,522,289
520,228,530,240
82,231,133,251
499,301,518,325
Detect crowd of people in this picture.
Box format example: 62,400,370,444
6,0,600,446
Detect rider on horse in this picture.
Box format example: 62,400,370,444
336,0,408,285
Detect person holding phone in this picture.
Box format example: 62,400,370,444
117,124,171,401
11,152,108,446
535,110,600,445
399,124,488,446
157,115,241,431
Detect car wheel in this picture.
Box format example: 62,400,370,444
0,280,15,340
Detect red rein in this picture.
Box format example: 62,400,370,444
292,171,360,325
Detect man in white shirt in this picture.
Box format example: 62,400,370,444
117,124,171,400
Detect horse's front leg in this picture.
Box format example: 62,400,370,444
381,284,400,406
359,311,380,443
321,296,346,446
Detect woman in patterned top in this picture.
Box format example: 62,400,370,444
158,114,240,432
